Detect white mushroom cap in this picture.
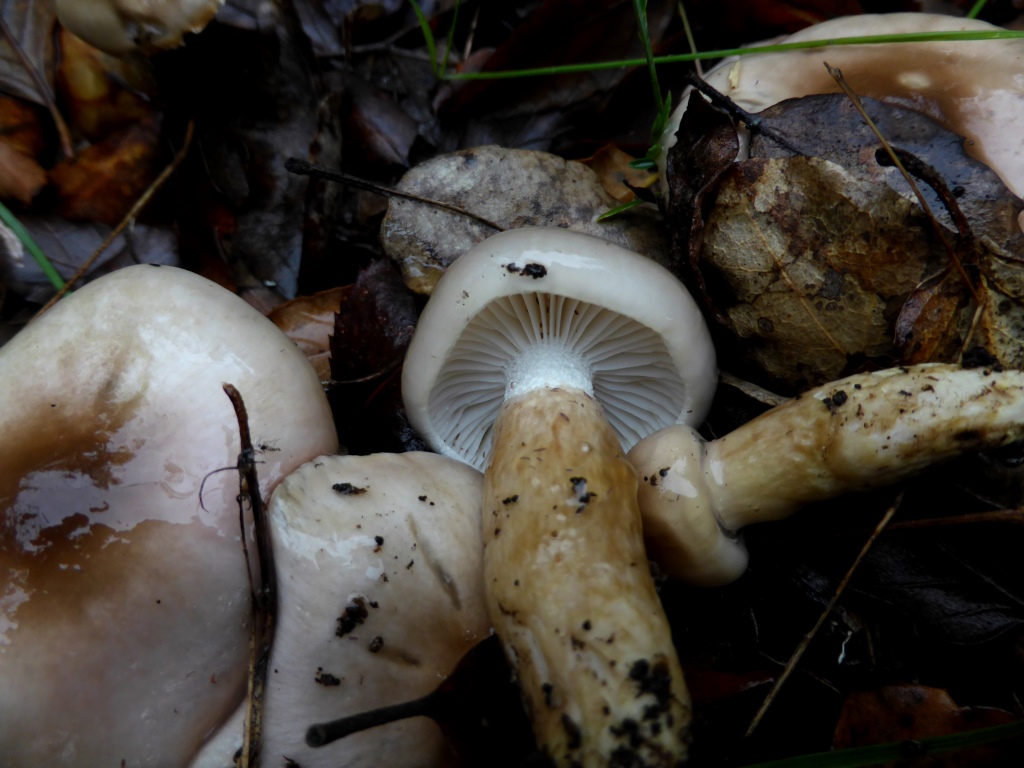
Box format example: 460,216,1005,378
402,227,717,470
261,452,489,768
0,264,339,765
56,0,225,54
660,13,1024,205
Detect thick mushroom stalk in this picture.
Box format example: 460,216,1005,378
402,227,717,765
629,364,1024,586
486,388,688,764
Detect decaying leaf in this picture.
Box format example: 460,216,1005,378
834,685,1017,766
0,139,44,205
669,94,1024,392
55,30,154,143
329,258,416,382
268,286,348,381
381,145,670,294
580,144,656,203
49,118,163,226
0,0,56,105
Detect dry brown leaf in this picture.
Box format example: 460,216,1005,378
701,155,941,390
0,93,44,156
0,139,43,205
381,145,670,295
671,94,1024,392
580,144,655,203
268,286,348,381
55,30,154,143
833,685,1017,766
49,118,162,226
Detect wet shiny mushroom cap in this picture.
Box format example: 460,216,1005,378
262,452,489,768
0,264,338,766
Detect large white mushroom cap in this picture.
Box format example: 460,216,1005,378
56,0,225,54
660,13,1024,203
402,227,717,470
262,452,489,768
0,264,338,766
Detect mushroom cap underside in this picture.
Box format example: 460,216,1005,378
402,227,717,471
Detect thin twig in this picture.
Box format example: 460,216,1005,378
285,158,506,232
33,122,195,318
223,383,278,768
719,371,790,408
0,14,73,158
887,508,1024,530
744,491,903,738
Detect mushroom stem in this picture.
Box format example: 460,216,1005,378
629,364,1024,585
485,386,690,766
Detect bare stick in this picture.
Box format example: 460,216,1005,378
744,492,903,738
223,383,278,767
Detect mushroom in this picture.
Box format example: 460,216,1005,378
402,227,718,765
258,452,491,768
0,264,338,766
56,0,225,55
658,13,1024,228
628,363,1024,586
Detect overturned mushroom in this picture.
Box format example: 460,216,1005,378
261,452,490,768
659,13,1024,226
56,0,224,54
628,363,1024,586
402,227,717,765
0,264,338,765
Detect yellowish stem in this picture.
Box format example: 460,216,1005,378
483,387,690,767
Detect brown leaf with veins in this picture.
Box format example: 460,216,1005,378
49,118,162,226
670,94,1024,393
580,144,655,203
268,286,348,382
833,685,1017,766
330,259,417,383
0,139,43,205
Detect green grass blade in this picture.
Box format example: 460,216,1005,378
596,198,646,221
446,30,1024,80
0,201,66,291
408,0,438,77
967,0,990,19
632,0,663,113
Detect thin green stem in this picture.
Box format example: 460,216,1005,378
0,202,65,291
632,0,663,113
441,0,460,75
408,0,438,77
966,0,990,19
446,30,1024,80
